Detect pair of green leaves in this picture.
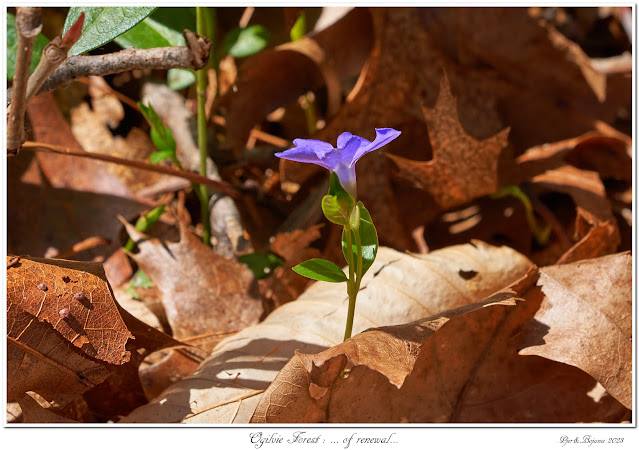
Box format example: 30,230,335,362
293,174,378,283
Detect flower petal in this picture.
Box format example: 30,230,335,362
274,139,335,170
337,132,363,149
352,128,401,163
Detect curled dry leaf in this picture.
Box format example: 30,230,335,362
531,165,620,264
252,266,628,423
6,256,132,402
519,252,632,409
122,241,532,423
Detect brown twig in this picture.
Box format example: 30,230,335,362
7,7,42,156
23,12,85,106
30,31,211,99
20,141,241,198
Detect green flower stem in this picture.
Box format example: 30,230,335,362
343,227,356,341
343,226,364,342
196,6,211,246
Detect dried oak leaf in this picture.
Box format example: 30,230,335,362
387,74,509,210
17,394,78,424
519,252,632,409
252,268,627,423
6,256,132,402
121,241,532,423
123,218,262,345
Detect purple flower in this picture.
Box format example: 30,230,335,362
275,128,401,198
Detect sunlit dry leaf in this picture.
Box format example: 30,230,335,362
18,394,78,424
122,241,532,423
519,252,631,409
123,218,263,345
6,257,132,401
252,268,627,423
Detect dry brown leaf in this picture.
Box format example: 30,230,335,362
387,74,509,210
221,8,373,150
6,255,183,420
88,76,125,129
252,268,627,423
6,256,132,402
121,241,532,423
519,252,631,409
279,8,628,250
123,218,262,344
531,165,619,263
12,93,154,278
260,224,323,309
18,394,78,424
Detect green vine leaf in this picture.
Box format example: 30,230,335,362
342,202,378,278
293,259,348,283
63,7,156,55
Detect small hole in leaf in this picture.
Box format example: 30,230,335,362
62,276,71,283
458,269,478,280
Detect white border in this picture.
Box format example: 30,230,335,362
1,2,637,449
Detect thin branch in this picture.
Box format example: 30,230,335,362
7,7,42,155
8,30,212,102
20,141,241,199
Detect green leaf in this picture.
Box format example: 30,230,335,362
63,7,156,55
139,102,177,155
150,129,176,154
149,150,175,164
222,25,270,58
239,253,284,280
322,172,355,227
126,269,154,299
168,68,196,90
342,201,378,278
293,259,348,283
148,7,196,35
6,13,49,80
289,12,307,42
115,16,185,49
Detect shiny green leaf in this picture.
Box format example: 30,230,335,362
293,258,348,283
63,7,155,55
342,202,378,277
